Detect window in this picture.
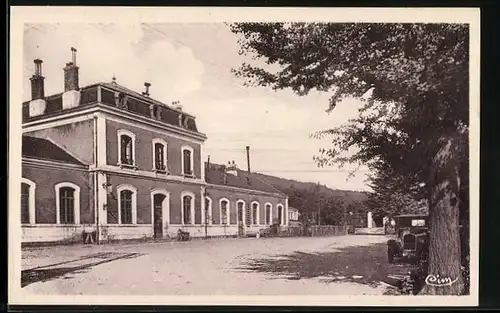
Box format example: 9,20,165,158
21,179,36,224
181,145,194,176
60,187,75,224
245,202,252,226
265,203,272,225
182,192,195,225
120,190,133,224
118,130,136,166
205,197,212,225
117,185,137,225
220,198,229,225
55,182,80,225
237,200,245,225
251,202,259,225
21,183,30,223
277,204,284,225
152,138,168,172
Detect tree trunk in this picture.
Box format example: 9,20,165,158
419,129,464,295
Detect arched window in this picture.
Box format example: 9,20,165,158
205,197,212,225
277,204,284,225
236,200,245,225
152,138,168,172
181,145,194,176
21,178,36,224
181,192,195,225
265,203,272,225
117,185,137,224
251,201,259,225
219,198,230,225
55,182,80,225
117,130,136,166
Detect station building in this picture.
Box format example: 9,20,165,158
20,49,289,244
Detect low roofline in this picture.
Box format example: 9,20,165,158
22,156,89,170
206,182,288,199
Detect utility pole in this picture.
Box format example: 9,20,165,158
246,146,251,173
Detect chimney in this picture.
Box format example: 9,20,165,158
62,47,81,110
64,47,79,92
172,100,183,111
246,146,251,173
30,59,44,100
142,82,151,97
226,160,238,176
28,59,47,117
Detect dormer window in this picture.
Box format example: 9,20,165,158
152,138,168,173
181,145,194,177
117,130,136,168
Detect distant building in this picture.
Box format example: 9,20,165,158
20,48,288,244
287,207,301,227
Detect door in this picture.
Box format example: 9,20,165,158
153,194,165,239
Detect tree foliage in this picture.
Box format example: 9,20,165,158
230,22,469,295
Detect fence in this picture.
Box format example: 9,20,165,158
273,225,347,237
309,225,348,237
354,227,385,235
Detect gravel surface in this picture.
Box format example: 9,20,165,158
21,235,410,295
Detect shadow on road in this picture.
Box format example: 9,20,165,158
237,242,414,287
21,252,144,287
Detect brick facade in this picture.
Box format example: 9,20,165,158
22,162,93,224
20,73,288,244
105,119,202,178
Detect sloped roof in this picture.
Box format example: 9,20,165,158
205,163,286,197
99,82,194,118
22,136,86,166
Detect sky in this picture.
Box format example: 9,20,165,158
23,23,372,191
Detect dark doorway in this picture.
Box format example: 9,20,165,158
153,194,166,239
278,206,283,225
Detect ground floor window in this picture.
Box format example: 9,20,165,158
120,190,133,224
220,199,229,225
277,205,283,225
182,193,195,225
265,203,272,225
252,202,259,225
55,182,80,225
205,197,212,225
21,182,32,224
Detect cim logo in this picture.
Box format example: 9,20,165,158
425,274,459,287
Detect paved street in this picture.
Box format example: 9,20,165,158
21,235,412,295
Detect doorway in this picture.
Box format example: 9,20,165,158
153,193,166,239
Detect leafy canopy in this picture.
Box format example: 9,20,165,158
230,23,469,200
